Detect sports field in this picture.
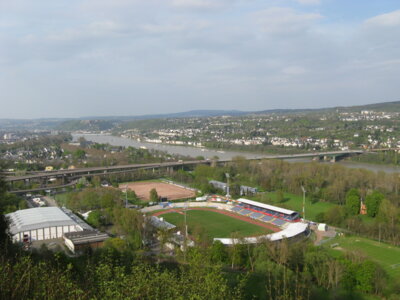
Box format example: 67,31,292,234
326,236,400,278
160,210,273,239
119,181,195,201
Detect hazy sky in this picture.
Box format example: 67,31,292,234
1,0,400,118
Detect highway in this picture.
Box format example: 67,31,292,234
5,150,363,194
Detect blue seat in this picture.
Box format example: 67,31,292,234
272,219,287,226
250,212,263,219
238,209,251,216
261,215,273,222
231,206,243,212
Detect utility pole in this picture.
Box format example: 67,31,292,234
301,186,306,222
125,184,128,208
183,201,188,262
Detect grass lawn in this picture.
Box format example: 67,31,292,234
248,192,336,221
161,210,272,239
325,236,400,278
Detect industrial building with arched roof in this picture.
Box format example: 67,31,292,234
6,207,92,242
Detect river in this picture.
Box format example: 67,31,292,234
73,133,400,174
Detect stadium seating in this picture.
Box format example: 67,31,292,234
238,209,252,216
272,219,287,226
249,212,263,219
261,215,273,222
231,206,243,213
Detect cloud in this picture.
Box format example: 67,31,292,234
1,0,400,118
364,10,400,27
295,0,320,5
282,66,307,75
171,0,235,11
254,7,323,34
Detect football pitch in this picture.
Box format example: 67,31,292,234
161,210,273,239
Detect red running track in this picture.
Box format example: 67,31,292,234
152,207,281,233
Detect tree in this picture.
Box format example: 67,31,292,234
87,210,103,228
324,206,345,226
355,261,378,294
150,188,159,202
345,188,360,216
73,149,86,160
210,240,228,264
91,176,101,187
230,183,241,198
0,174,12,252
127,189,139,203
276,190,285,203
365,191,384,217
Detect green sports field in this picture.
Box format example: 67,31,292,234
325,236,400,278
161,210,272,239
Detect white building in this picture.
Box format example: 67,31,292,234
6,207,91,242
318,223,328,231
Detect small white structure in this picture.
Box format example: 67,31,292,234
317,223,328,232
6,207,90,242
195,196,207,202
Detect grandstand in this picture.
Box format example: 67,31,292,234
249,212,263,219
272,219,287,227
238,209,252,216
261,215,273,222
230,206,243,213
236,198,300,222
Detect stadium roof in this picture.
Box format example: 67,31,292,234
237,198,297,216
214,222,309,245
6,207,78,234
149,216,176,230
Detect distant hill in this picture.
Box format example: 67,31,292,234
55,120,116,131
338,101,400,112
81,110,249,120
1,100,400,131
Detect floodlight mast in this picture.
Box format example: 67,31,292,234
225,173,230,198
301,186,306,221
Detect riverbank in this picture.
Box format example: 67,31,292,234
73,133,400,174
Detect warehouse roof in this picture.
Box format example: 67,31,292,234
6,207,78,234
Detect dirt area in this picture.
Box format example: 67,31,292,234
43,196,58,207
120,181,196,201
312,224,337,245
153,208,281,232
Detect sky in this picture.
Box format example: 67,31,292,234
1,0,400,118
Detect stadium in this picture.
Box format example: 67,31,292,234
142,198,309,246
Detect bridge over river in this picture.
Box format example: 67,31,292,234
5,150,363,194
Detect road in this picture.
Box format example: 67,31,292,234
43,196,58,207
